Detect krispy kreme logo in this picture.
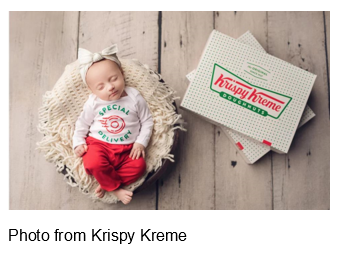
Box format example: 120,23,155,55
210,64,292,119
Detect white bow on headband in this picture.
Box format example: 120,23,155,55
78,44,121,85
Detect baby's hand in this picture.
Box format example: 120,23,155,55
74,144,88,157
129,142,145,160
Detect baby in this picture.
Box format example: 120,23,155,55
73,44,154,204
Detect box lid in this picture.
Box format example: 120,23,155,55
181,30,316,153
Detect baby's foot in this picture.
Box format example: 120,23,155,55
95,185,105,198
113,188,133,204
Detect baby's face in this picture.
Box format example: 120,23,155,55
86,59,125,101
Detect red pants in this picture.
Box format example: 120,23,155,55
82,136,146,191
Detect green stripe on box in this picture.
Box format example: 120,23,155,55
219,92,268,117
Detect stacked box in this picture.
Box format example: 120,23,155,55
182,30,316,162
186,31,315,164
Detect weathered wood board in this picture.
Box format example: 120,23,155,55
268,12,330,209
10,11,80,209
325,11,330,72
158,12,216,210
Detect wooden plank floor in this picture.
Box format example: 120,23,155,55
9,11,330,210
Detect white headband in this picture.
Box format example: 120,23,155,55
78,44,121,85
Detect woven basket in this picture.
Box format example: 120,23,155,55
37,58,184,204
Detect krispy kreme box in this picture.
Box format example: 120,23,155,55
186,31,315,164
181,30,316,154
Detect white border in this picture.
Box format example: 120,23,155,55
1,2,339,255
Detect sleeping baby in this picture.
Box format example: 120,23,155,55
73,44,154,204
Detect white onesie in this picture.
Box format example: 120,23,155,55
73,86,153,149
